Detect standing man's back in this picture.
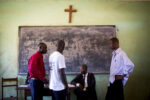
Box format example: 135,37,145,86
49,51,66,90
49,40,68,100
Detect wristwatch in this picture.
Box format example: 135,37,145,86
76,83,80,87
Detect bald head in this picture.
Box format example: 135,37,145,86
38,42,47,54
57,40,65,53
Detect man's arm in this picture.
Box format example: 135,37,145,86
48,67,51,85
60,68,68,89
28,57,38,77
115,52,134,80
49,56,52,86
58,55,69,92
122,52,134,75
71,74,80,86
71,74,84,89
40,57,46,80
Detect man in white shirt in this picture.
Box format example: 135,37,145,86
105,37,134,100
49,40,68,100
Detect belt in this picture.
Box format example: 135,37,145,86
31,78,39,80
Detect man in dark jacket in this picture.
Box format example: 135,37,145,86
71,64,97,100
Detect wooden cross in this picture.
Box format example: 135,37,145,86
64,5,77,23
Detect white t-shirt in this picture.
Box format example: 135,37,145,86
49,51,66,91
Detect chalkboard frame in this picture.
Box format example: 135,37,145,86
18,25,116,75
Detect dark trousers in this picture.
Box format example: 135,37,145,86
52,89,66,100
74,88,88,100
105,80,124,100
30,79,44,100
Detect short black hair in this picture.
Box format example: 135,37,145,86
38,42,47,47
110,37,119,43
81,64,88,70
57,40,65,48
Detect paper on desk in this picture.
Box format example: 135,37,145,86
68,84,75,88
19,85,30,88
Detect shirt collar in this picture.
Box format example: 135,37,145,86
112,48,121,55
37,51,43,56
55,51,62,55
82,73,88,76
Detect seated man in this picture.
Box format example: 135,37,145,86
71,64,97,100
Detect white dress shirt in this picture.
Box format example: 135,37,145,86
84,73,88,88
109,48,134,86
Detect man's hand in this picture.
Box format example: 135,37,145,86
83,86,88,91
66,87,70,95
115,75,126,80
60,68,69,94
79,84,83,89
76,83,83,90
44,78,49,85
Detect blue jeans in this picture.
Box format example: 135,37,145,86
30,79,44,100
52,89,66,100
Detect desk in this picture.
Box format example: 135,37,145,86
17,84,75,100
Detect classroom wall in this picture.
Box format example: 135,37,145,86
0,0,150,100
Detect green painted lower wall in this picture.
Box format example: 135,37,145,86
0,0,150,100
18,74,109,100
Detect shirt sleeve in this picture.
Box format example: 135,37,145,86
28,56,38,77
58,55,66,69
122,53,134,75
40,56,46,77
49,55,52,70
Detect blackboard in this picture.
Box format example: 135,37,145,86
19,26,116,74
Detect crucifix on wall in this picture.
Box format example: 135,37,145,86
64,5,77,23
